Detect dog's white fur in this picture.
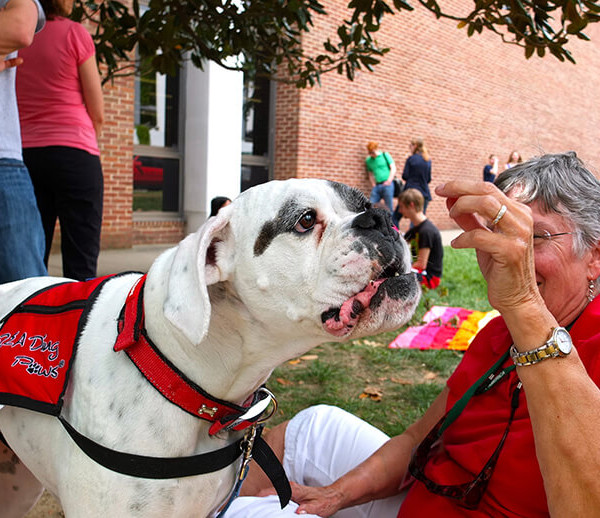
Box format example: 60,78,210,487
0,179,420,517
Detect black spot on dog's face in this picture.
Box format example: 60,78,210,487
254,198,307,256
327,181,371,213
253,182,371,257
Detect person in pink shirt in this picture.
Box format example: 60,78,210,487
17,0,104,280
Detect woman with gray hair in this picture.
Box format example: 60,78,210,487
224,151,600,517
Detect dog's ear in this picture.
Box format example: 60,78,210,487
163,205,233,345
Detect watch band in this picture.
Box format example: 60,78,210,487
509,342,560,366
509,327,572,366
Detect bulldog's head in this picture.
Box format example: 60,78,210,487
164,179,420,347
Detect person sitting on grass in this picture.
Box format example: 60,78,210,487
222,151,600,518
397,188,443,289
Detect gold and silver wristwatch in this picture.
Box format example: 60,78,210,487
509,327,573,366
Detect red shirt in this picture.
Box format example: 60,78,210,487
398,296,600,517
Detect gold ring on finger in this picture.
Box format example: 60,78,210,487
491,204,507,226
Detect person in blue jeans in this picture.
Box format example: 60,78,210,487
0,0,47,283
365,141,396,214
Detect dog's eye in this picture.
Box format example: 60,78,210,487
294,210,317,233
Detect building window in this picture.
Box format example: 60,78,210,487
133,58,182,212
241,76,274,192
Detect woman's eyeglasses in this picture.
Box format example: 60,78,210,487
533,230,574,246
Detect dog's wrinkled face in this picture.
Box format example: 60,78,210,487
210,179,420,341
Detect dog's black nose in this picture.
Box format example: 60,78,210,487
351,208,397,239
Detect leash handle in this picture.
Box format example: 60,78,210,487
252,433,292,508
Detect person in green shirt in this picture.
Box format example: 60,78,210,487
365,141,396,213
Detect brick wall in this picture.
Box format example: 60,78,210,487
85,1,600,249
99,75,135,248
274,0,600,231
132,220,185,245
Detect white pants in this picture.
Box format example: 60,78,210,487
223,405,404,518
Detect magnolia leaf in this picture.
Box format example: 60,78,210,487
75,0,593,86
276,378,294,386
360,386,383,401
391,377,414,385
362,339,384,347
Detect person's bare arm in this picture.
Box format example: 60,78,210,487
413,247,430,271
367,170,376,188
79,55,104,137
436,179,600,517
491,157,499,176
384,161,397,184
0,0,38,56
291,388,449,516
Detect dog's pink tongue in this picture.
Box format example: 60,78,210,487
323,279,385,336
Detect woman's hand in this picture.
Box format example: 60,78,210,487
290,482,345,516
0,55,22,72
435,180,543,315
255,482,343,516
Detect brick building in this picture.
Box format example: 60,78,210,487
97,1,600,249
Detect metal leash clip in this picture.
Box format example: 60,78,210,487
239,423,257,481
236,387,279,482
214,423,259,518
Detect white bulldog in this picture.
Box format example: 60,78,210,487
0,179,420,518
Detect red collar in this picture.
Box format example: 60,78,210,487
113,275,270,436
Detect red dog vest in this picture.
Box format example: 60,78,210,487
0,274,292,505
0,275,114,415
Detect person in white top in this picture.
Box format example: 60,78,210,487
0,0,47,283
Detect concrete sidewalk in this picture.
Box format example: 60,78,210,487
48,244,172,277
48,229,463,278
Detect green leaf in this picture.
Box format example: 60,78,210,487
525,44,535,58
75,0,596,87
393,0,414,11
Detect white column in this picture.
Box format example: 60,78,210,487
183,61,243,233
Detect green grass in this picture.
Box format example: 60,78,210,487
267,246,491,436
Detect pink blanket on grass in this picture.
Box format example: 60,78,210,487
389,306,499,351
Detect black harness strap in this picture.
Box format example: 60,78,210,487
59,417,291,508
58,416,243,479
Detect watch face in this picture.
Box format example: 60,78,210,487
555,328,573,355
